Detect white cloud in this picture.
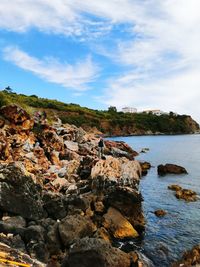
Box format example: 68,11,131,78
1,1,200,122
3,46,99,91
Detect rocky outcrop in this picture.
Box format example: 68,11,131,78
62,238,131,267
168,184,198,202
0,104,144,266
172,244,200,267
157,164,187,175
0,163,44,220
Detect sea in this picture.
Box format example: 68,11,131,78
108,134,200,267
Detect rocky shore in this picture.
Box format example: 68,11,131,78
0,105,145,267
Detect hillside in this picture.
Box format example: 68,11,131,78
0,90,199,135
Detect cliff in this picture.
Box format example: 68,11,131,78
0,90,199,136
0,104,145,267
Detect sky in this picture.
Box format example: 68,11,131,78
0,0,200,123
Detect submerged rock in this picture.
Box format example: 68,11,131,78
157,164,187,175
175,189,197,202
168,184,198,202
172,244,200,267
154,209,167,217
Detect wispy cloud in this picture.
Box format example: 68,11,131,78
3,46,99,91
1,1,200,122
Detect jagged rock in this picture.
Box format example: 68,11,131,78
168,184,182,191
139,161,151,176
64,141,79,152
0,104,33,127
58,215,96,247
2,216,26,228
91,156,141,183
0,242,45,267
103,207,139,239
42,192,67,220
62,237,131,267
24,225,49,262
0,163,44,220
154,209,167,217
157,164,187,175
172,244,200,267
105,187,145,233
46,222,63,255
168,185,198,202
93,227,111,242
104,140,138,158
175,188,197,202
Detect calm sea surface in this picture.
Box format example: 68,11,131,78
108,134,200,267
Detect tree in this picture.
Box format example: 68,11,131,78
108,106,117,113
4,86,13,93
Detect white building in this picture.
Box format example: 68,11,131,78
122,107,137,113
142,109,167,116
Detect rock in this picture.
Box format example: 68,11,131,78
154,209,167,217
91,156,141,184
0,163,44,220
157,163,187,175
139,161,151,176
172,244,200,267
103,207,139,239
58,214,96,247
64,141,79,152
93,227,111,242
104,140,138,158
2,216,26,228
43,192,67,220
175,188,197,202
46,222,62,255
62,237,131,267
168,184,182,191
105,187,145,233
0,104,32,125
0,118,5,128
0,242,45,267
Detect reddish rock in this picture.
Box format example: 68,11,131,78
0,105,33,128
154,209,167,217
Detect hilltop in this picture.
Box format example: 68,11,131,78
0,90,199,135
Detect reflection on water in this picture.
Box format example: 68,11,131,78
108,135,200,267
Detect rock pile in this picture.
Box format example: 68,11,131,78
0,105,145,267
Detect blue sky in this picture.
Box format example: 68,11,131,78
0,0,200,122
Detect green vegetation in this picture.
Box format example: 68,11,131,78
0,90,199,135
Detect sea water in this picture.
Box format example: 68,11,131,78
108,134,200,266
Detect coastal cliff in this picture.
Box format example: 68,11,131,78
0,104,145,267
0,90,199,136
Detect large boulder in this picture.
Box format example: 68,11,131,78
91,156,141,184
157,164,187,175
58,215,96,247
62,237,131,267
0,163,44,220
103,207,139,239
105,187,145,233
